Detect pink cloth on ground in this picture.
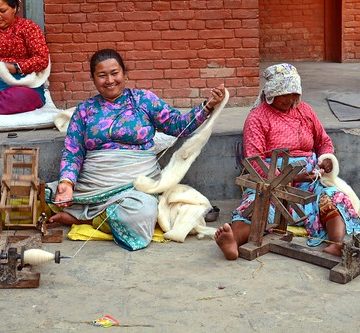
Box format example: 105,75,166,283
0,86,43,115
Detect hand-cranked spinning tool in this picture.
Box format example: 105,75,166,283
0,147,44,228
0,247,70,288
235,149,360,284
0,147,63,243
0,147,69,288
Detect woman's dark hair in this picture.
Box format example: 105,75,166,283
5,0,20,12
90,49,126,78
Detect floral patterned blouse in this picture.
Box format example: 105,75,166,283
0,17,49,74
60,88,209,183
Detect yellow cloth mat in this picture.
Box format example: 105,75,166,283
152,225,170,243
67,224,114,241
67,224,307,242
1,199,52,225
67,217,168,243
287,225,308,237
49,203,307,242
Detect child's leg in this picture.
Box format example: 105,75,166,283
215,222,251,260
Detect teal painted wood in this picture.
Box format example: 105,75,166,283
25,0,44,31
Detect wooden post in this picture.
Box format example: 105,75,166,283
248,183,271,246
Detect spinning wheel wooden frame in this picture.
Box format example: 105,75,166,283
236,149,316,247
0,147,45,229
235,149,360,284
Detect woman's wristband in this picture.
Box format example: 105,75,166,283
13,62,22,74
202,100,214,114
59,179,74,189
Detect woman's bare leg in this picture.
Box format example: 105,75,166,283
48,212,92,226
215,222,251,260
323,216,345,257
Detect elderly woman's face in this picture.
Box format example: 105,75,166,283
272,93,300,112
0,0,16,30
93,58,126,102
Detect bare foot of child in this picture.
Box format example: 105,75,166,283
215,223,239,260
323,243,343,257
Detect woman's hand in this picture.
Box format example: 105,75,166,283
318,158,333,174
5,62,17,74
54,182,74,207
292,169,324,183
204,84,225,114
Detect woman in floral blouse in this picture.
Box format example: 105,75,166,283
0,0,49,114
49,48,225,250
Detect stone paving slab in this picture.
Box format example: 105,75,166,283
1,199,359,333
1,61,360,332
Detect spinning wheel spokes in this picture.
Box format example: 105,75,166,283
235,149,316,246
236,150,360,284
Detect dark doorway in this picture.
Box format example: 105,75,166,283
324,0,343,62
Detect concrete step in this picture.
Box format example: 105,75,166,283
1,127,360,200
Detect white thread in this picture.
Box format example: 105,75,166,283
71,203,118,258
156,97,214,162
23,249,55,265
309,167,322,186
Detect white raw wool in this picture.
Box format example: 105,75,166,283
53,107,77,133
157,184,213,242
0,58,50,88
134,89,230,242
0,59,72,132
0,89,63,132
318,153,360,214
23,249,55,265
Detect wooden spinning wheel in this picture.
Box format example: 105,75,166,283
235,149,360,284
236,149,316,247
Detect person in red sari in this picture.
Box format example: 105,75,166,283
0,0,49,115
215,63,360,259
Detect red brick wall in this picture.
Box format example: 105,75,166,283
44,0,260,108
343,0,360,61
259,0,324,61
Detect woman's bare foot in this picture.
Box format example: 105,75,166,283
323,243,343,257
48,212,81,226
215,223,239,260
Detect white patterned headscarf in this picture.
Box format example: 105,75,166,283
253,63,302,108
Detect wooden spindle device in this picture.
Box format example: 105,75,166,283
236,149,360,284
0,147,62,242
0,147,44,228
0,247,69,288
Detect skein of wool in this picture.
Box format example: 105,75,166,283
23,249,57,265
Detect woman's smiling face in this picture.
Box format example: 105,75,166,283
0,0,16,30
93,58,126,102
